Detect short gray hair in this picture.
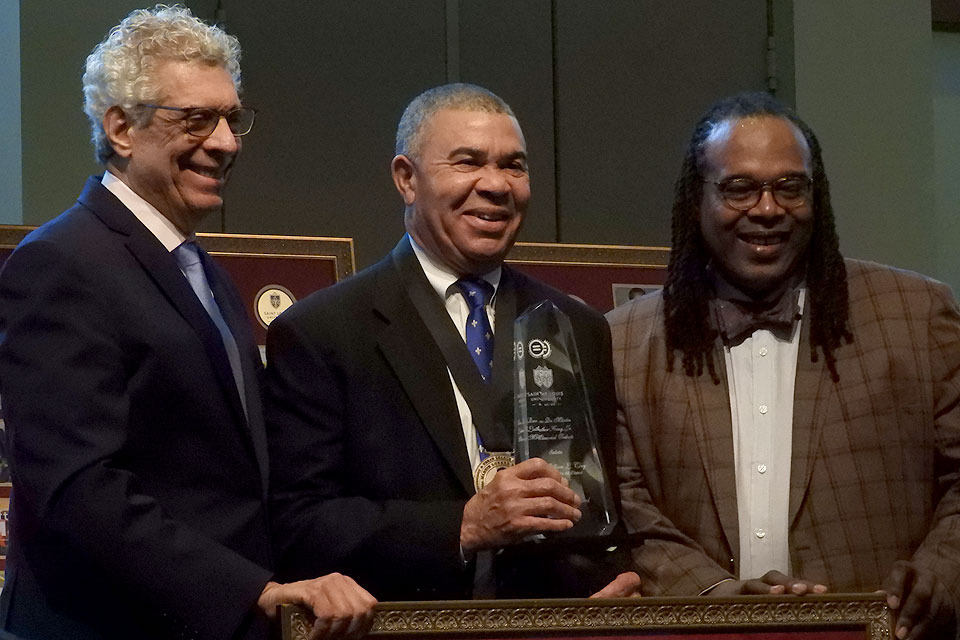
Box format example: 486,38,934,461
395,83,515,159
82,4,242,164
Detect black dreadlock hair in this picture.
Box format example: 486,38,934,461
664,91,852,384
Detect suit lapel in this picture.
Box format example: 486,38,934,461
127,234,249,430
374,247,475,494
788,296,832,525
78,178,257,455
687,342,741,564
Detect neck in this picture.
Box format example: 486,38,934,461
405,230,498,278
712,270,804,307
105,161,198,236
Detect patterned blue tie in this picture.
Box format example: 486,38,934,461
174,241,248,420
454,277,495,383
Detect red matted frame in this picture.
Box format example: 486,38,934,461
193,232,354,345
0,229,666,342
0,226,356,347
0,228,670,326
507,242,669,314
282,594,891,639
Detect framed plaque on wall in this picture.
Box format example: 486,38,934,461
194,232,355,346
507,242,669,314
0,226,356,348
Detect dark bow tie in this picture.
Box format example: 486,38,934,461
715,289,801,345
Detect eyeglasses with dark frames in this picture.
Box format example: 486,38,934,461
139,103,257,137
706,176,813,211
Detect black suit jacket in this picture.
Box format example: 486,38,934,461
0,177,273,640
265,237,623,600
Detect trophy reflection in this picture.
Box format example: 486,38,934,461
513,300,617,537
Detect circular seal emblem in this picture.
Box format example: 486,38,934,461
473,452,515,492
254,285,296,329
527,339,552,359
515,340,524,360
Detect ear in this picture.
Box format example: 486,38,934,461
103,105,136,158
390,154,417,206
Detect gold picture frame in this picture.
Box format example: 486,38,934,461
196,231,356,283
507,241,670,313
0,226,355,345
282,594,891,639
0,226,355,278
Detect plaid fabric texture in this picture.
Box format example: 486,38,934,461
607,259,960,603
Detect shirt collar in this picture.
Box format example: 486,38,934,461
101,170,190,252
408,236,501,302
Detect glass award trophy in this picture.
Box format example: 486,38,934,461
513,300,618,537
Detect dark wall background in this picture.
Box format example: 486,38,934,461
17,0,217,225
19,0,773,269
552,2,767,246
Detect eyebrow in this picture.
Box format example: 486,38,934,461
176,103,243,112
447,147,527,162
720,170,809,181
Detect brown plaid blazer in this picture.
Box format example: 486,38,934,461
607,259,960,600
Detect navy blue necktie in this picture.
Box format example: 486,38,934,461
174,241,248,419
454,277,495,383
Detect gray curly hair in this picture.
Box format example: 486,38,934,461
395,83,515,160
82,4,242,164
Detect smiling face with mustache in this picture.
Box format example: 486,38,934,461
105,60,242,235
393,108,530,276
699,115,814,298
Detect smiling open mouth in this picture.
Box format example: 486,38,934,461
188,165,224,179
739,232,787,246
469,210,510,223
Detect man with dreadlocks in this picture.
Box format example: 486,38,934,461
608,92,960,640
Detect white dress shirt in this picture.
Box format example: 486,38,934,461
410,240,501,474
722,289,805,580
101,171,187,251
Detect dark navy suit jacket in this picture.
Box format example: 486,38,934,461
0,177,273,639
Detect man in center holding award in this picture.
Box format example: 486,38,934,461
265,83,639,600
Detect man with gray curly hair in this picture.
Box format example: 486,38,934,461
0,5,374,640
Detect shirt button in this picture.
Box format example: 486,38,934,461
759,347,768,356
759,404,768,414
755,528,766,539
757,464,767,474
